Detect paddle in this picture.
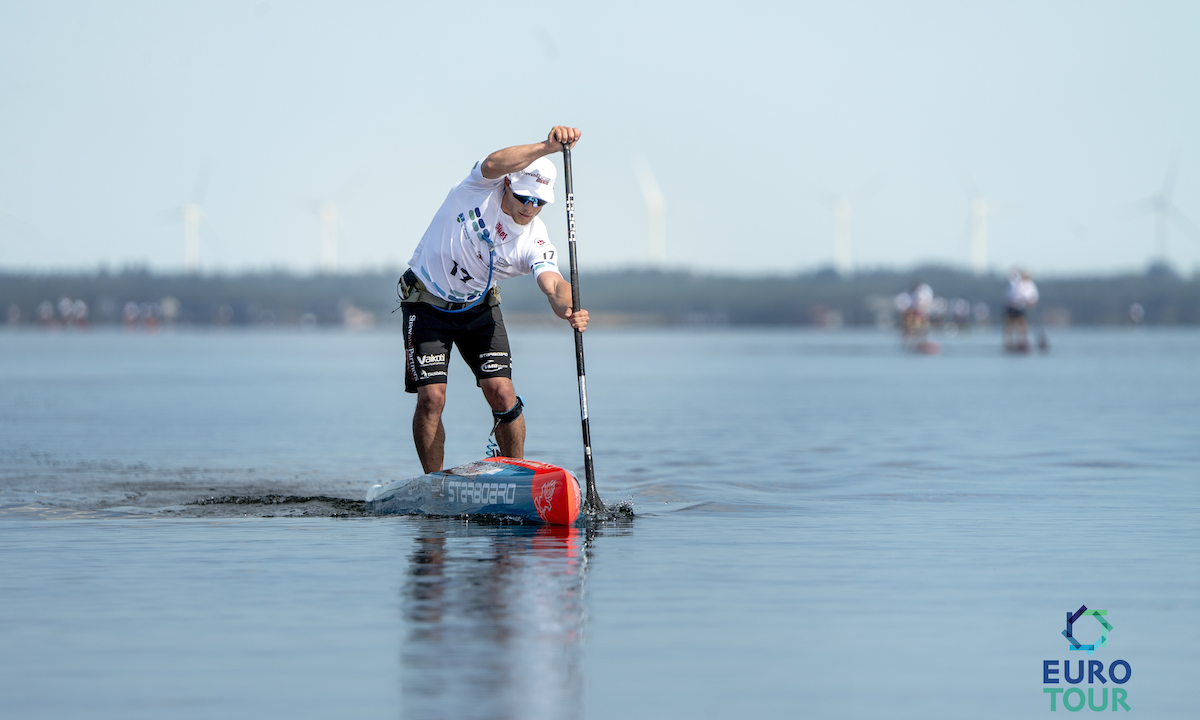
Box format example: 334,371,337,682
1036,306,1050,352
561,142,606,514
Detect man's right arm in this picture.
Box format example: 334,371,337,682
480,126,582,179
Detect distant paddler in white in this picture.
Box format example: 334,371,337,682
399,126,589,473
1003,269,1040,353
895,281,939,354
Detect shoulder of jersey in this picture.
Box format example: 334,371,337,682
469,161,502,187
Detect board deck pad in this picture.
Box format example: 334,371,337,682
366,457,582,525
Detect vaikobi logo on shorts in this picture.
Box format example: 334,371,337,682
1042,605,1132,712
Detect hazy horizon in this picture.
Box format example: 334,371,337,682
2,1,1199,276
2,259,1196,281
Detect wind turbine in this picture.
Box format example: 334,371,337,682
832,196,853,275
306,174,363,274
168,167,211,273
1125,158,1200,264
958,173,991,275
318,200,339,273
818,178,883,275
969,196,989,275
817,190,861,275
633,156,665,267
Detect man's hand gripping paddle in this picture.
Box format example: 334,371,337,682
561,142,606,514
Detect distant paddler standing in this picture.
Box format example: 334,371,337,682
1003,269,1040,353
895,281,939,354
399,126,588,473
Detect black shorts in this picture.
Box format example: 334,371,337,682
402,302,512,393
1006,307,1026,320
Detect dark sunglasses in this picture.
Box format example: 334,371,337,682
511,190,547,207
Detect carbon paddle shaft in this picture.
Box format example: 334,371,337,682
562,144,605,513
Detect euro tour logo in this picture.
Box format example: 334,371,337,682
1042,605,1132,712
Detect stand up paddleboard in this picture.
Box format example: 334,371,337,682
366,457,582,526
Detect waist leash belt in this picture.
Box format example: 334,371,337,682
399,269,500,311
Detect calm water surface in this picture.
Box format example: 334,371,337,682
1,327,1198,718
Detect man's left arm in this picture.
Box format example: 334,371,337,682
536,272,588,332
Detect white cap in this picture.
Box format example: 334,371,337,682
507,157,556,204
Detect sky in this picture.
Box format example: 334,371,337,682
1,1,1199,277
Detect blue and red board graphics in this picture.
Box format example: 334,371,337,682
366,457,582,526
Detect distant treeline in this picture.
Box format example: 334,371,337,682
2,264,1198,327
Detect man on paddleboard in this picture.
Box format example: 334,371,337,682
1002,269,1039,352
400,126,588,473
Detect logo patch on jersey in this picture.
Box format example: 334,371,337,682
493,222,508,242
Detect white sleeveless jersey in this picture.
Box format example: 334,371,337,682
407,159,561,304
1005,278,1039,309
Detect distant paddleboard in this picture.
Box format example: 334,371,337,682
366,457,582,526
